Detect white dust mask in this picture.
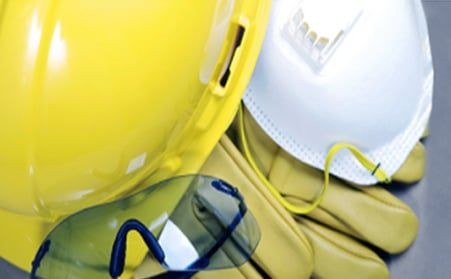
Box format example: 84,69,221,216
243,0,434,185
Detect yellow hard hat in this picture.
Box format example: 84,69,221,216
0,0,270,218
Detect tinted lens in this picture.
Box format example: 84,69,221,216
33,175,259,278
158,178,260,271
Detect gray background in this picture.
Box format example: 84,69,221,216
387,0,451,278
1,1,450,278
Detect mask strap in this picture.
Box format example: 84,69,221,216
238,103,391,215
326,143,391,184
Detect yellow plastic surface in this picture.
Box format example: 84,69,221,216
0,0,271,273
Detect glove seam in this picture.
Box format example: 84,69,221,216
291,205,366,241
360,187,410,211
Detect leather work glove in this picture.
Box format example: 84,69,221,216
135,110,426,279
230,108,426,279
135,135,314,279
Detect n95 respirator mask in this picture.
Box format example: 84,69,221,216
243,0,433,185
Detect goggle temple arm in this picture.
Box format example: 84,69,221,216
186,180,249,269
109,219,165,278
210,180,247,215
30,239,52,279
150,180,250,278
30,179,249,279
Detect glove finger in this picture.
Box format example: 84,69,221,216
298,218,389,279
271,149,419,253
198,135,314,278
238,111,419,253
391,142,426,184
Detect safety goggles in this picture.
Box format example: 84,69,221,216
30,175,259,278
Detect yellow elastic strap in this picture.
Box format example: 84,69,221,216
238,104,391,215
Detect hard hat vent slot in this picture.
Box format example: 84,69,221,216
219,25,245,87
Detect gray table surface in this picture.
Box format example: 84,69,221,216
387,1,451,278
1,1,451,278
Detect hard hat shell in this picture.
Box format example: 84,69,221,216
0,0,270,218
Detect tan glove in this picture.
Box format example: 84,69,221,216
135,134,314,279
233,108,425,279
135,109,425,279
